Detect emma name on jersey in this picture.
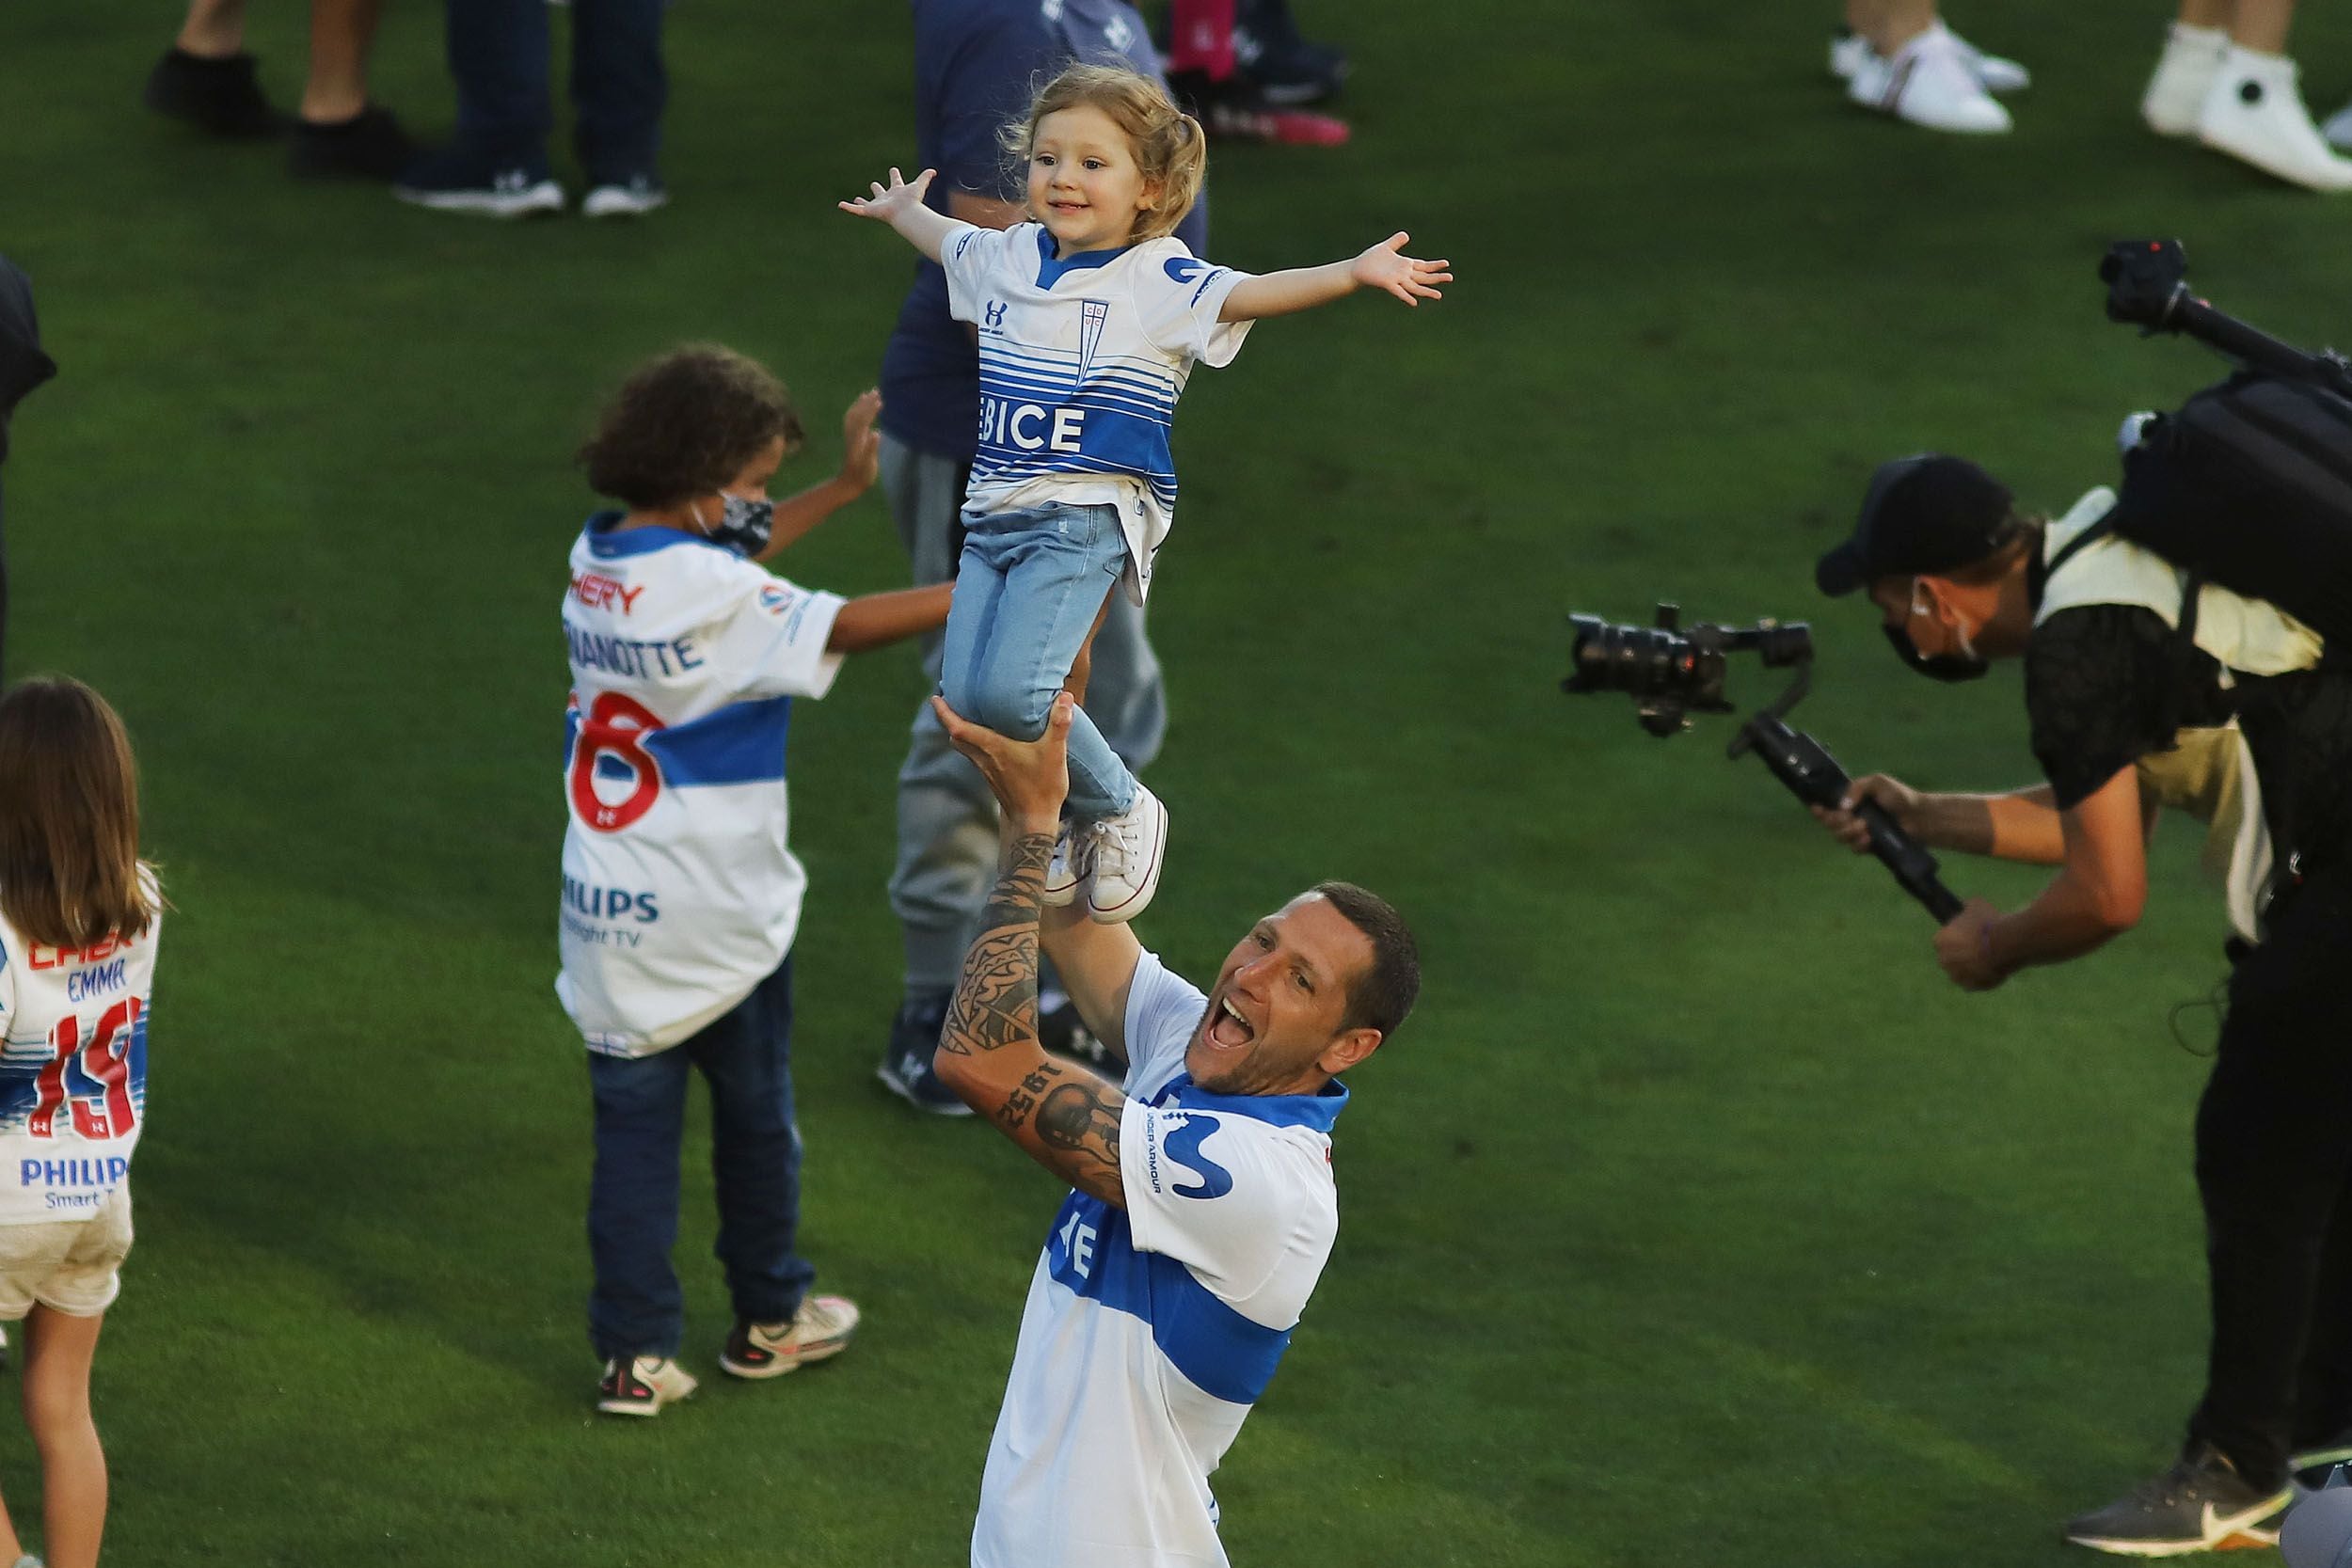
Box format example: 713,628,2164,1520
564,624,704,680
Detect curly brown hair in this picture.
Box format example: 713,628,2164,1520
579,345,805,510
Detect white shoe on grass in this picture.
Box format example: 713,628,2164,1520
1083,785,1168,926
1848,24,2011,135
1831,24,2026,93
2143,22,2228,135
720,1293,860,1379
2196,46,2352,191
596,1354,697,1418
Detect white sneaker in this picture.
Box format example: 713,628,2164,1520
1831,24,2026,93
2143,22,2229,135
2323,100,2352,152
596,1354,697,1417
1848,25,2011,135
719,1293,860,1379
1042,822,1086,907
2197,46,2352,191
1082,784,1168,926
582,175,668,218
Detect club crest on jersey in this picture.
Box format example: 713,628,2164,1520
1077,299,1108,388
756,584,796,615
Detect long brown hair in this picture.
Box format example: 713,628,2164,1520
0,677,156,948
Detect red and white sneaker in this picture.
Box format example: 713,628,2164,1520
596,1354,697,1418
719,1293,861,1380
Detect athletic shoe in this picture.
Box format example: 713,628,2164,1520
1043,822,1087,908
2322,101,2352,152
2062,1441,2293,1556
1232,0,1349,105
875,996,974,1117
1084,784,1168,925
2196,47,2352,192
1831,24,2028,95
719,1293,861,1379
1847,24,2011,134
393,148,564,217
596,1354,697,1418
289,105,414,181
1040,992,1113,1070
582,174,669,219
142,48,286,139
1169,71,1350,146
2142,22,2229,136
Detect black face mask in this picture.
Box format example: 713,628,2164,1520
704,494,775,559
1883,624,1991,683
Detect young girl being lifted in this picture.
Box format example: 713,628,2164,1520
842,62,1450,923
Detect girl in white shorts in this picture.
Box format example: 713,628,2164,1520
0,678,163,1568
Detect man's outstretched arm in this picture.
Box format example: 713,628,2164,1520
930,693,1131,1205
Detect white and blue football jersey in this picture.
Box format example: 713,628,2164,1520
973,950,1346,1568
940,221,1253,600
0,875,159,1226
556,516,846,1056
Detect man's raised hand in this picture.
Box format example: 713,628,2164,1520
1352,232,1452,306
932,690,1073,834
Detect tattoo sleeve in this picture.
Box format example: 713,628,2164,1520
940,832,1055,1057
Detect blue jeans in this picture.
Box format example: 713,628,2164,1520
584,957,813,1359
940,500,1141,822
445,0,666,178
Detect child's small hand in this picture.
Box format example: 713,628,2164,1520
1352,232,1453,307
838,167,937,224
838,389,883,494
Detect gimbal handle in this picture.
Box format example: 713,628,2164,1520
1732,713,1966,924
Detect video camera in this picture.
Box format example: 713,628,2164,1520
2101,238,2352,396
1563,608,1964,923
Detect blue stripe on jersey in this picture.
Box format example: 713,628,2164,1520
1150,1071,1349,1133
973,404,1176,494
985,345,1184,409
581,512,725,561
978,372,1174,428
564,697,793,786
1045,1191,1292,1405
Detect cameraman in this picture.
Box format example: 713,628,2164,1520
1812,453,2352,1557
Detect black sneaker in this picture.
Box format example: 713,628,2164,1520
143,48,286,138
875,997,974,1117
1232,0,1349,105
1040,993,1113,1071
2063,1442,2292,1556
392,147,564,217
290,104,415,181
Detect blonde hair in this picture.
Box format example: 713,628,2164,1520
0,677,158,949
1003,64,1206,243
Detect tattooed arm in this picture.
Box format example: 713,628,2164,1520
933,829,1132,1205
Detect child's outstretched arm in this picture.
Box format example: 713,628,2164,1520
827,582,954,654
838,166,961,262
754,389,884,562
1217,232,1452,322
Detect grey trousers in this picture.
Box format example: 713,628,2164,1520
882,433,1168,995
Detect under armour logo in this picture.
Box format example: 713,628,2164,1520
984,300,1008,327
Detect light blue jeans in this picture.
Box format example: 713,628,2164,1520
940,499,1140,823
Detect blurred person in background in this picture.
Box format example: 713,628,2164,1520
2139,0,2352,190
0,677,167,1568
1830,0,2027,134
0,261,56,689
1164,0,1350,145
394,0,669,218
144,0,412,180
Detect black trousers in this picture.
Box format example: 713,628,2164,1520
2187,865,2352,1487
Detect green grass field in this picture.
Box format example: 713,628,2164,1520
8,1,2352,1562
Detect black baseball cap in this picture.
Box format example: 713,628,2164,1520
1814,454,2017,596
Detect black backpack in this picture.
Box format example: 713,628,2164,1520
2105,371,2352,645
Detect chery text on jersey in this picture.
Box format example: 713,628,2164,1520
973,951,1345,1568
942,223,1252,600
556,516,846,1056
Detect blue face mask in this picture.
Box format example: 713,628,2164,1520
703,494,775,558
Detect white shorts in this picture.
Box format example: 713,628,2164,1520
0,1188,133,1319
